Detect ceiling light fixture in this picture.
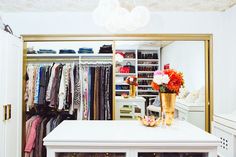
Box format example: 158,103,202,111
92,0,150,32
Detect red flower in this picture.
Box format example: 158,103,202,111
164,69,184,94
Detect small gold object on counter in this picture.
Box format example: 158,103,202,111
138,116,161,127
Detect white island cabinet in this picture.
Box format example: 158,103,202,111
44,121,219,157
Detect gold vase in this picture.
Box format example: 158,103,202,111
129,85,136,97
160,93,176,126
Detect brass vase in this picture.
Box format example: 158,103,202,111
129,85,136,97
160,93,176,126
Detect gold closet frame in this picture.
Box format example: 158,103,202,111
21,34,213,155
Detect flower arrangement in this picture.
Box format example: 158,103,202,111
151,69,184,95
125,76,138,86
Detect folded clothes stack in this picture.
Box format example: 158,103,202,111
27,47,36,54
37,49,57,54
78,48,94,54
59,49,76,54
99,45,112,53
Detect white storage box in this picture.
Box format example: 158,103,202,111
212,113,236,157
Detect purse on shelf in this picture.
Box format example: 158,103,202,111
120,66,130,73
124,52,135,58
123,62,135,73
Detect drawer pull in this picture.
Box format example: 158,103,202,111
7,104,11,120
3,105,7,121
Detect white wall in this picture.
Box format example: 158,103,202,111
0,12,221,35
1,7,236,114
161,41,205,92
214,6,236,114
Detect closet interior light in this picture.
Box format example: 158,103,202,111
92,0,150,32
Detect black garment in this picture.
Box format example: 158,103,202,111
109,66,113,119
99,67,105,120
89,67,95,120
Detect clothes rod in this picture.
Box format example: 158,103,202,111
26,58,113,62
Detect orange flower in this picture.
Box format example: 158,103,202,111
164,69,184,94
151,82,160,90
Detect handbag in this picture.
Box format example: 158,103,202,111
124,52,135,58
120,66,130,73
123,62,135,73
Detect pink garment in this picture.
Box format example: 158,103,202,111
24,117,41,153
25,116,37,143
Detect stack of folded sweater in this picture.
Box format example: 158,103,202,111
78,48,94,54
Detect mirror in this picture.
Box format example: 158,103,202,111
114,40,205,130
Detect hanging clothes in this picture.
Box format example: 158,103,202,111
79,64,113,120
24,113,75,157
24,62,113,157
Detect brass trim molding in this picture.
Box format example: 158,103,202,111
22,34,212,42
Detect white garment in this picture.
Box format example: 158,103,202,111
58,65,66,110
26,65,36,110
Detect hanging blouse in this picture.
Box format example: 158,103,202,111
26,65,37,110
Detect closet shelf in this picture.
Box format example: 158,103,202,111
122,58,136,61
138,85,152,87
116,90,130,92
138,90,156,92
138,78,153,80
116,73,136,76
138,64,158,66
138,59,158,61
138,95,157,97
138,71,155,73
26,54,113,58
116,83,129,85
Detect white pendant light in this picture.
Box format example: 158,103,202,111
92,0,150,32
92,0,120,26
131,6,150,28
